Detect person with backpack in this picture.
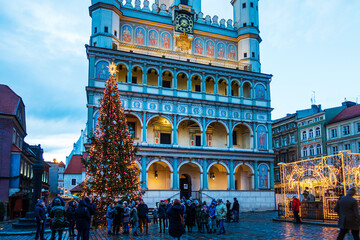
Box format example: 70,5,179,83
49,198,66,240
106,203,115,235
122,201,131,234
75,200,91,240
67,201,77,237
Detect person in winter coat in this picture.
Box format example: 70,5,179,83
130,206,139,236
106,203,115,235
208,202,217,233
122,201,131,234
226,200,231,222
199,205,209,233
84,198,96,229
158,201,167,233
232,197,240,222
75,200,91,240
166,199,185,240
49,198,66,240
194,200,202,232
67,200,77,237
292,196,301,224
137,199,149,234
153,207,158,224
113,200,123,235
35,199,47,240
216,199,227,235
335,187,360,240
185,200,195,232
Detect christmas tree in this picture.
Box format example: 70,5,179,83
84,62,142,222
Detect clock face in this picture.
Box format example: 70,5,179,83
175,11,194,34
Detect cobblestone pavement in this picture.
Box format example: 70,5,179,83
0,211,354,240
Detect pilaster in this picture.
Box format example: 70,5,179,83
172,158,179,190
254,161,258,190
270,161,274,190
141,156,148,190
202,159,208,190
230,160,235,190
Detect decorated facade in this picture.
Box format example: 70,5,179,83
86,0,275,210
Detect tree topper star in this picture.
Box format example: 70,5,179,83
107,62,118,76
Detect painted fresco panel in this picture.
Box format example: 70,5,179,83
257,125,267,150
95,61,109,80
217,42,226,58
228,44,237,60
194,38,204,55
149,30,159,47
206,40,215,57
122,25,132,43
161,32,171,49
135,27,145,45
255,84,266,100
258,163,269,189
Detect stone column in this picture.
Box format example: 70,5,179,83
127,62,133,83
228,120,233,148
229,161,235,190
202,159,208,190
254,161,258,190
172,158,179,190
270,162,274,190
141,156,148,190
142,112,147,143
142,65,147,85
173,115,177,145
202,118,206,146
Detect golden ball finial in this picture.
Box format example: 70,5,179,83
108,62,118,76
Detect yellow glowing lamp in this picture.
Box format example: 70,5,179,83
108,62,118,76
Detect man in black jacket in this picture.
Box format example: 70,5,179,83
113,200,123,235
137,199,149,234
232,198,239,222
35,199,46,240
66,201,77,237
335,187,360,240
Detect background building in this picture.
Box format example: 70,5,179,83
47,160,66,198
85,0,275,210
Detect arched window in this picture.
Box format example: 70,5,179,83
302,131,307,140
302,147,307,157
242,82,251,98
309,145,314,156
316,144,322,155
315,127,321,137
309,129,313,138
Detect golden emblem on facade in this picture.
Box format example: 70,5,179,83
175,32,193,53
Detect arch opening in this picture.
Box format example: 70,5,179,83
243,82,251,98
178,120,201,147
231,81,239,97
177,72,188,90
206,122,227,148
125,114,142,143
205,77,215,94
148,161,171,190
162,70,173,88
191,75,201,92
218,79,228,95
233,124,252,149
179,163,201,199
131,66,143,84
116,64,128,83
208,163,228,190
235,164,253,190
147,116,172,145
147,68,159,87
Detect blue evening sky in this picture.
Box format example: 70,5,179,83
0,0,359,162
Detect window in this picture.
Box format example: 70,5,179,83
71,179,76,185
315,127,321,137
275,140,279,148
282,137,287,146
343,125,350,136
94,27,97,33
104,26,108,33
290,135,295,144
132,77,137,84
243,23,247,27
332,146,338,154
162,81,171,88
309,129,314,138
195,136,201,146
127,122,135,138
12,128,16,144
160,133,171,144
316,144,322,155
94,42,97,47
302,147,307,157
302,131,307,140
251,22,254,27
244,52,247,58
180,0,189,4
344,144,351,150
309,145,314,156
331,128,337,138
250,2,254,7
242,3,246,8
233,131,237,145
358,142,360,153
195,85,201,92
357,123,360,133
252,52,255,57
114,30,117,37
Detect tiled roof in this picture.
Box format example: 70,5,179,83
11,144,22,152
63,155,85,174
0,84,20,115
70,182,84,193
328,104,360,124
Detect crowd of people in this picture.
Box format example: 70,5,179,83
34,195,241,240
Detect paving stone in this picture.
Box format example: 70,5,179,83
0,212,354,240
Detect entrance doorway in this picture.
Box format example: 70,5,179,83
180,174,191,199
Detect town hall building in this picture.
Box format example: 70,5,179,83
85,0,275,211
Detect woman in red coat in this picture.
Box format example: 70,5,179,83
292,196,302,224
